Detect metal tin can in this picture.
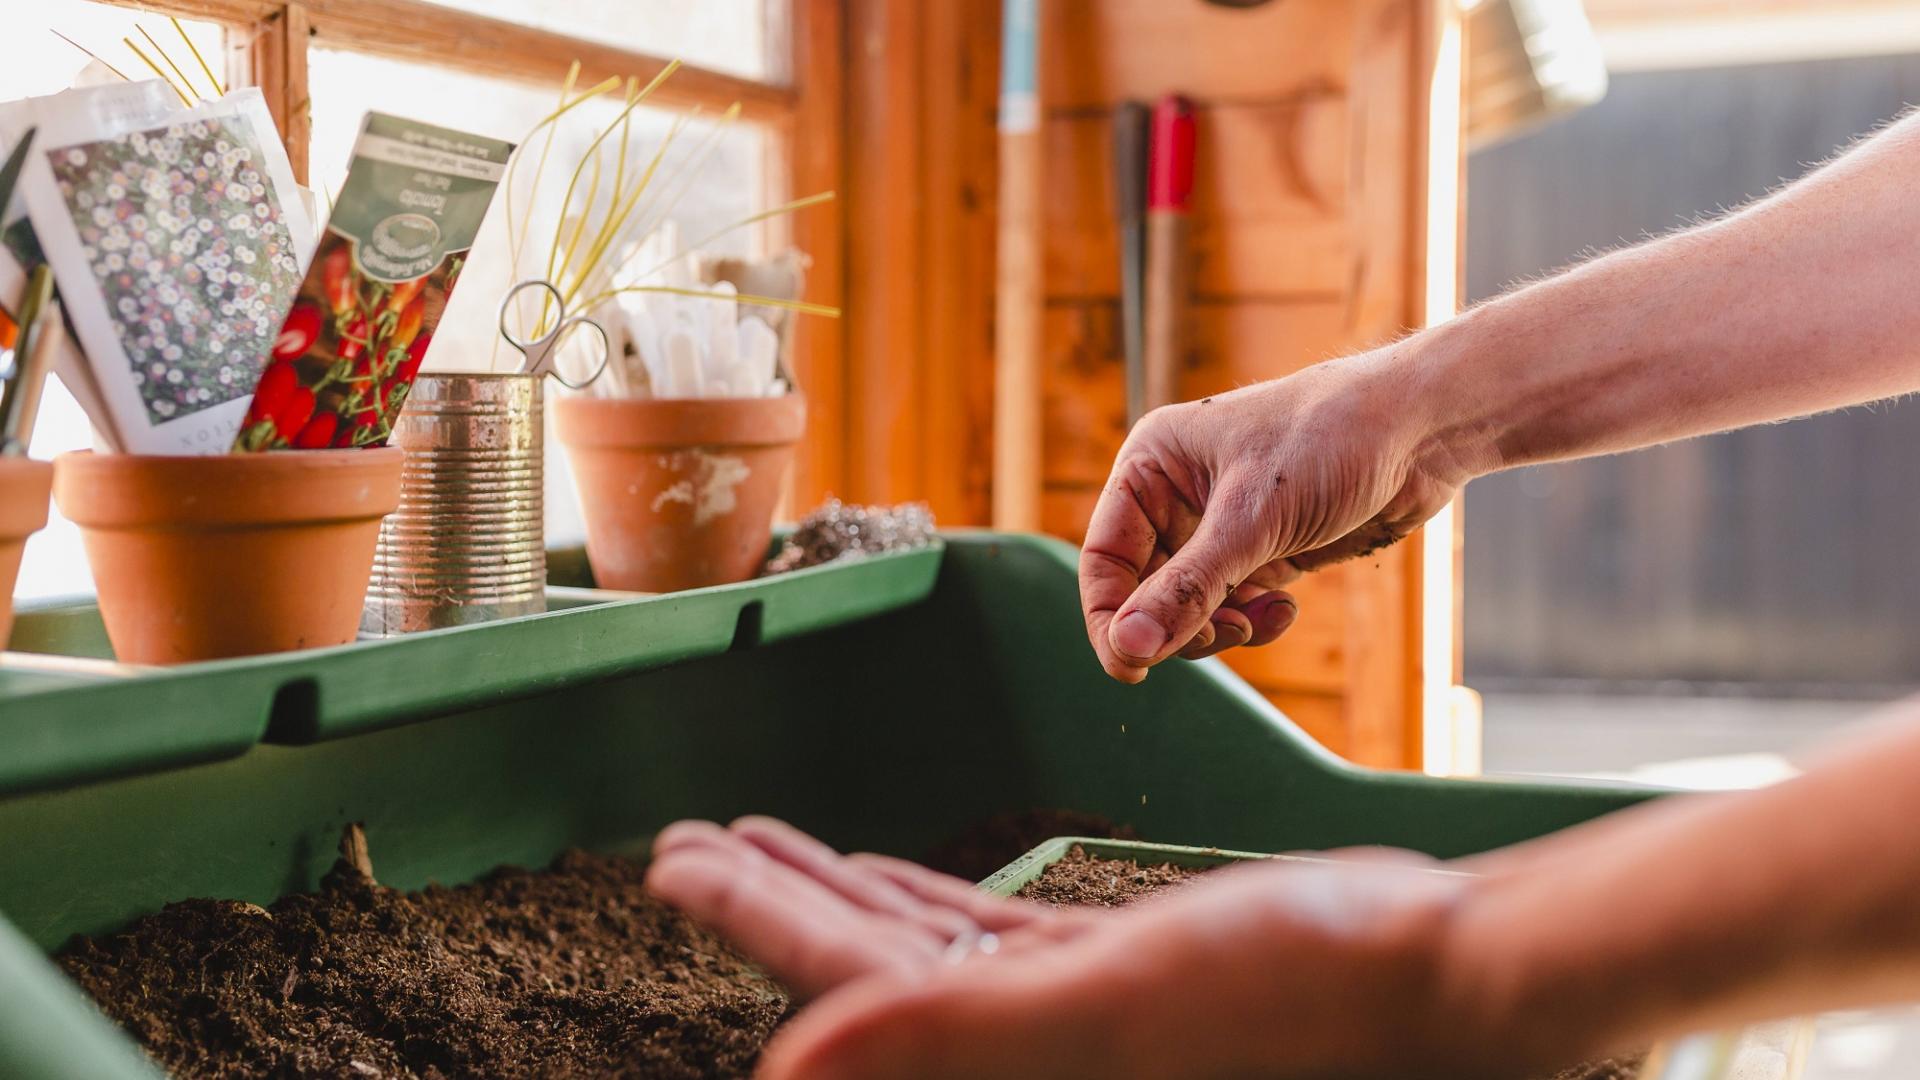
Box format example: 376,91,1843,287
361,372,547,634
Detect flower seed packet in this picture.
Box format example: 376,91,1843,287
20,84,312,455
233,113,513,451
0,81,186,453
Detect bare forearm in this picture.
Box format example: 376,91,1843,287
1408,109,1920,477
1446,709,1920,1066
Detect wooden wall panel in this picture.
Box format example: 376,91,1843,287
1265,0,1420,766
1044,99,1353,299
827,0,998,524
1268,691,1349,756
917,0,1000,524
1042,303,1128,490
784,0,848,513
1047,207,1355,299
1041,486,1099,544
1215,568,1351,696
1031,0,1448,768
1183,301,1353,395
827,0,1457,768
1041,0,1356,108
1041,299,1353,490
844,0,927,502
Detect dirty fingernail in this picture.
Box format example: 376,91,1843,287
1112,610,1169,659
1273,595,1299,628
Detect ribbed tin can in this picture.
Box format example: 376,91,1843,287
361,373,547,634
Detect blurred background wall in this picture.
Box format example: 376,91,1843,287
1468,52,1920,692
1464,6,1920,780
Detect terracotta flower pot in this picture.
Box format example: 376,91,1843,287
54,449,403,664
0,457,54,649
553,395,806,592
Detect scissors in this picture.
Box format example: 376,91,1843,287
498,278,610,390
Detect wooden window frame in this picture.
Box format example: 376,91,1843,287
64,0,851,504
81,0,803,182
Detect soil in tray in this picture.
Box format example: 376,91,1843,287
61,833,1638,1080
58,842,788,1079
1015,846,1648,1080
58,809,1133,1080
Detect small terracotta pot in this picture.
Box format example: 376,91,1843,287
54,449,403,664
0,457,54,648
553,395,806,592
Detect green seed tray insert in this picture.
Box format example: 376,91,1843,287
984,837,1812,1080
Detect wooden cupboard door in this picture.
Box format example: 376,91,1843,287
1032,0,1445,769
821,0,1456,768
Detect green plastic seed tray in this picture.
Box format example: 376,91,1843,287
986,837,1813,1080
979,835,1283,895
0,541,943,794
0,533,1677,1078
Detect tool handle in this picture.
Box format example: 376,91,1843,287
1149,95,1196,212
1143,213,1191,412
992,0,1045,530
0,266,55,455
1114,101,1151,423
1144,95,1196,411
543,315,611,391
993,130,1045,529
1114,102,1151,224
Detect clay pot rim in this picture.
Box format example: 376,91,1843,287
553,393,806,449
0,457,53,538
54,448,404,530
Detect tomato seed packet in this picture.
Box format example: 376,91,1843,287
235,113,513,451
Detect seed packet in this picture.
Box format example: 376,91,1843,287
0,81,186,453
233,114,514,451
19,84,312,454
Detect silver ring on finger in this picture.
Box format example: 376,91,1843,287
942,931,1001,966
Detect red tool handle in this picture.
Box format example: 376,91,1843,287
1148,95,1195,212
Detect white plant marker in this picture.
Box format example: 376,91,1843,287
736,315,779,398
617,295,663,396
662,328,703,398
702,280,738,388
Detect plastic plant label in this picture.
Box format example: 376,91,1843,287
235,113,513,451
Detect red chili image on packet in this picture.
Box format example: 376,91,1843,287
235,112,512,451
237,236,453,449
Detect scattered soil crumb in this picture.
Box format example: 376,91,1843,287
921,809,1139,882
1017,846,1647,1080
58,850,788,1079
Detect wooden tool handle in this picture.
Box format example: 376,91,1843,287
993,131,1045,530
992,0,1044,531
1142,96,1196,413
1143,211,1191,412
1115,102,1151,425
